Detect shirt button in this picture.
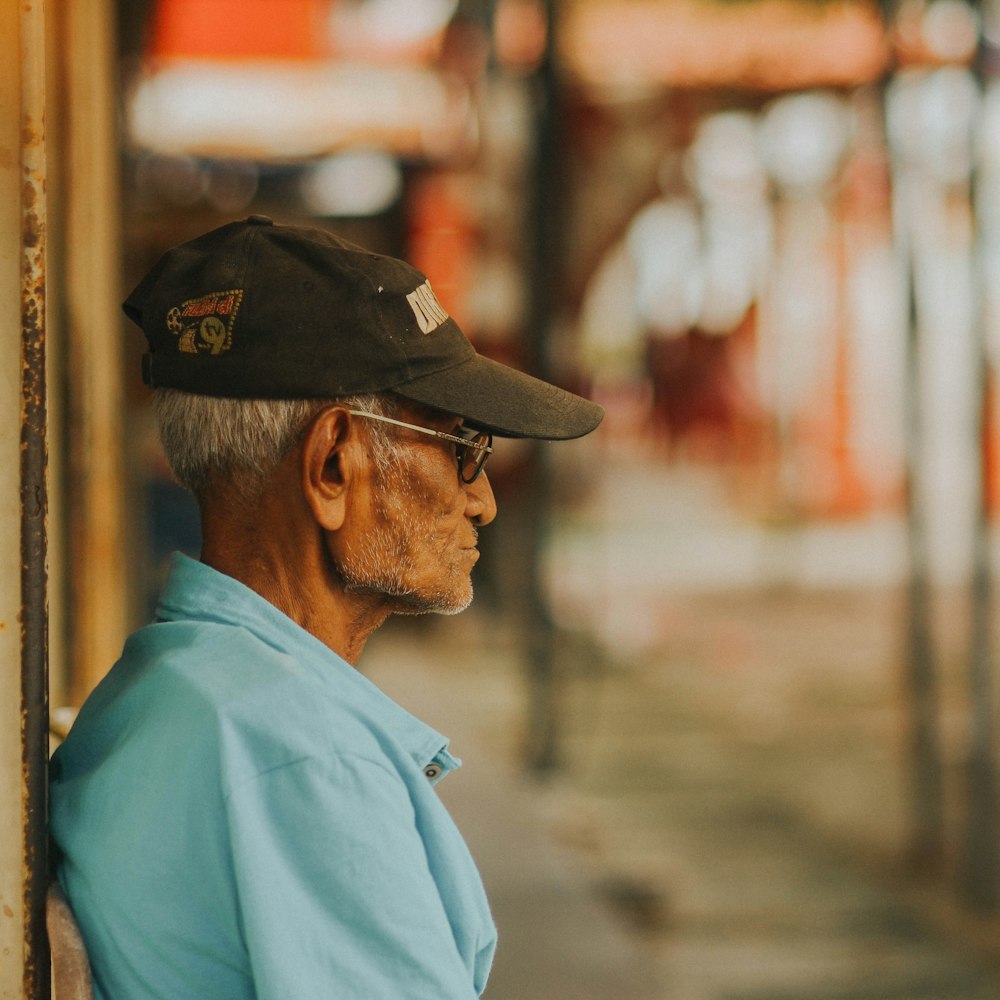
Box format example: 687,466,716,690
423,764,442,781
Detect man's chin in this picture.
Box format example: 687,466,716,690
390,584,474,618
337,557,474,616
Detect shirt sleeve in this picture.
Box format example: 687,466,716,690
225,753,482,1000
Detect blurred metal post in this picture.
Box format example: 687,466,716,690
878,0,947,872
0,0,50,996
958,0,1000,912
521,0,564,774
960,262,999,910
899,237,947,873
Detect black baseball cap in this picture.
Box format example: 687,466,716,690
123,216,604,440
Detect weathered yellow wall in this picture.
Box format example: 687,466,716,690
53,0,126,708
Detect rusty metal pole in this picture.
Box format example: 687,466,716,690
0,1,48,996
20,0,50,994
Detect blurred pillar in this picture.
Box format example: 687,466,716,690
0,0,50,996
879,0,947,873
959,0,999,912
898,211,947,872
959,256,1000,909
522,0,563,774
48,0,127,707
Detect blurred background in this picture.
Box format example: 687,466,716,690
12,0,1000,996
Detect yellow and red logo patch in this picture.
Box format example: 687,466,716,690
166,290,243,355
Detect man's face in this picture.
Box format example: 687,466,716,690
335,406,497,615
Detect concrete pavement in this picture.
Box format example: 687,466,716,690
367,609,1000,1000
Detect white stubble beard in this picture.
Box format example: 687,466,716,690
335,461,475,616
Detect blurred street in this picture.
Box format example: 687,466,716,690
366,443,1000,1000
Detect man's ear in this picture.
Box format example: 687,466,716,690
300,407,356,531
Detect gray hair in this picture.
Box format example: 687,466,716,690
152,388,403,502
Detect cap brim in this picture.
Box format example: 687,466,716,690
393,354,604,440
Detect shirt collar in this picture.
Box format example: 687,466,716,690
155,552,461,780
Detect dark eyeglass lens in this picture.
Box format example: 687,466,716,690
459,434,491,483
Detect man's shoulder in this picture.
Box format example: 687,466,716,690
124,617,342,722
124,617,389,767
128,616,313,691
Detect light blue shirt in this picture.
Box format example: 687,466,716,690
50,553,497,999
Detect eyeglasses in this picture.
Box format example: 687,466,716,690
347,410,494,484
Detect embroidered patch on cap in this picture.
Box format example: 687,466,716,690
406,280,449,334
166,290,243,355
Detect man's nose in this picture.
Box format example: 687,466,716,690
466,471,497,526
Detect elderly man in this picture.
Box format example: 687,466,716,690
49,216,603,1000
